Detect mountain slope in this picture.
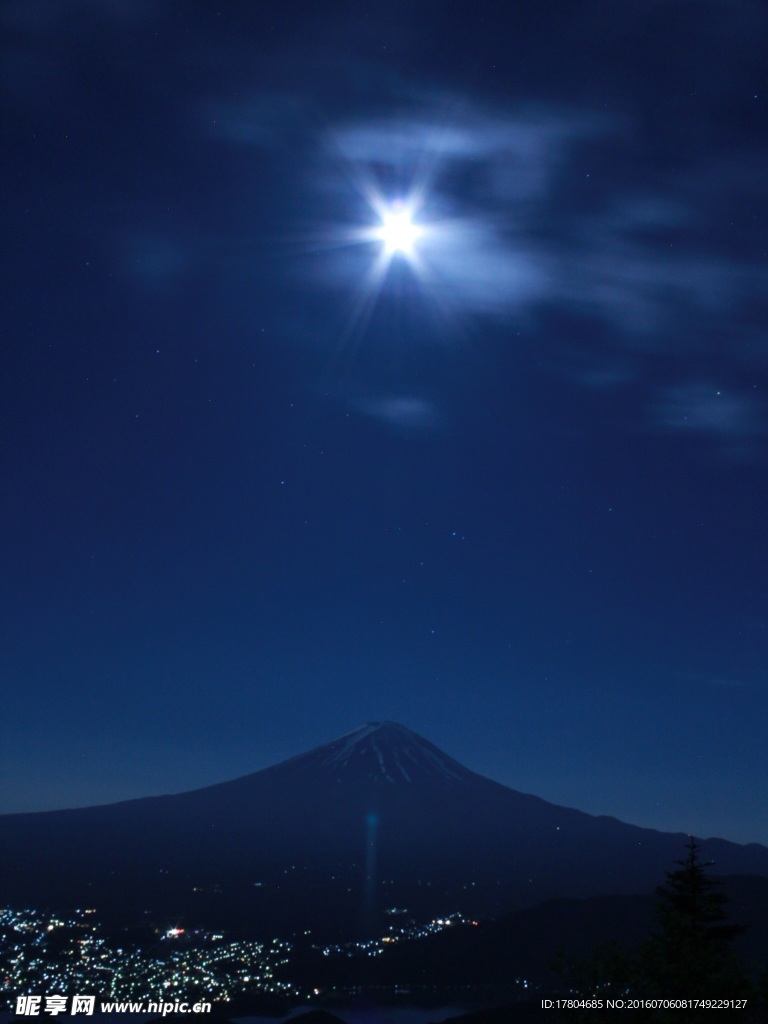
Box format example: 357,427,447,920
1,723,767,939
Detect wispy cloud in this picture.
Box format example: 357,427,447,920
311,95,764,325
677,669,753,692
650,381,766,459
332,103,605,204
653,382,762,437
352,396,440,432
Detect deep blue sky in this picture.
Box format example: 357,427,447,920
2,0,767,845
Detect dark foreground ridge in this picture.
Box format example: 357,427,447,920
1,722,767,940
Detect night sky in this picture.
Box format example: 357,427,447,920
2,1,767,847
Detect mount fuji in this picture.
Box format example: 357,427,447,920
2,722,767,939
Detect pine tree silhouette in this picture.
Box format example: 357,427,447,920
558,838,755,1022
640,836,747,999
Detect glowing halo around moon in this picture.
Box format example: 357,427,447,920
373,202,423,257
355,193,429,274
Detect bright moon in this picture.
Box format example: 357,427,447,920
375,205,422,257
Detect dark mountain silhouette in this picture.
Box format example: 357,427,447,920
2,722,767,940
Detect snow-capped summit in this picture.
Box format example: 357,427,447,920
261,720,477,786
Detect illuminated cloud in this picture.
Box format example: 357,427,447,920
311,101,602,313
191,75,767,455
650,381,766,458
353,396,440,431
308,95,767,454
